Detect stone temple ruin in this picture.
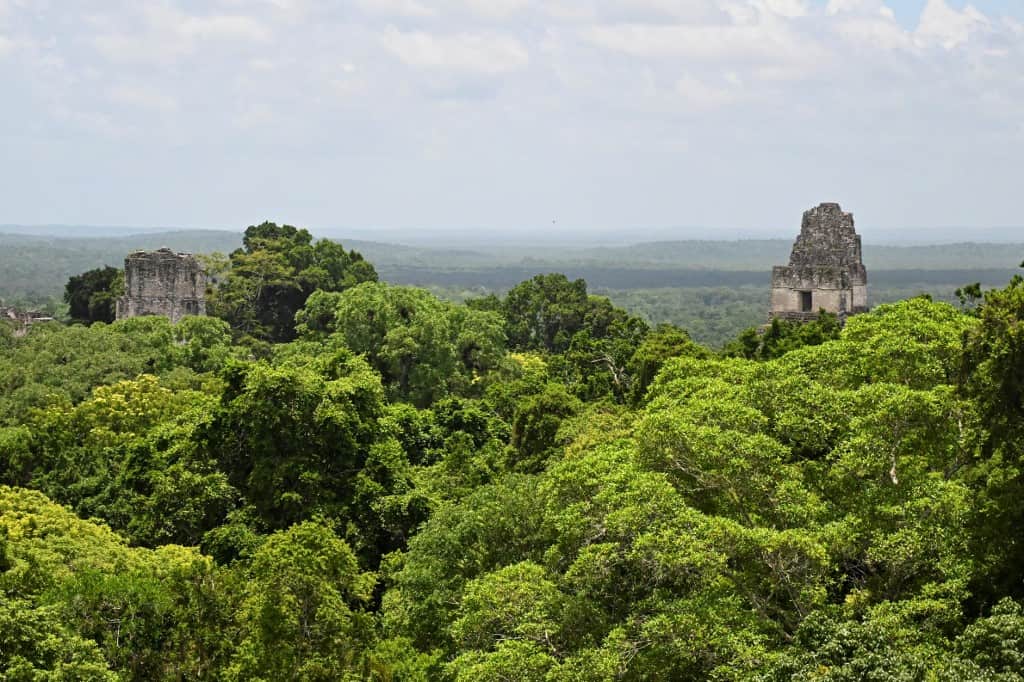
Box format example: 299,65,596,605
116,248,206,323
770,202,868,323
1,306,55,337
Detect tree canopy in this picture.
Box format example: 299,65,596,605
207,222,377,343
8,245,1024,680
64,266,123,325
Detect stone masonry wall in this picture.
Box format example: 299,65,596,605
770,203,868,322
116,248,206,323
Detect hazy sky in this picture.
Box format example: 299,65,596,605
2,0,1022,240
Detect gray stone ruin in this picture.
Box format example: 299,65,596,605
116,248,207,323
1,305,54,337
770,203,868,323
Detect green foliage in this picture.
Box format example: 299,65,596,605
206,350,388,538
9,262,1024,680
504,274,592,353
502,274,651,366
508,382,581,472
0,315,232,427
722,312,841,360
497,274,655,402
297,283,506,406
64,266,123,325
627,323,711,405
226,521,376,681
208,221,377,343
0,487,235,680
0,597,116,681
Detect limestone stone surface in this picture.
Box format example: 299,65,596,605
116,248,206,323
770,203,868,322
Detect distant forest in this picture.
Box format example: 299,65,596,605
1,230,1020,347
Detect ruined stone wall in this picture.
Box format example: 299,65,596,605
116,248,206,323
1,306,55,337
770,203,868,322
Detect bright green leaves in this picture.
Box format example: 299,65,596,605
452,561,568,653
626,323,712,406
0,597,117,681
0,487,234,681
509,382,581,473
381,475,547,651
723,312,841,361
298,283,506,406
227,522,376,682
11,375,227,547
206,351,392,549
955,598,1024,676
775,297,978,390
840,297,976,388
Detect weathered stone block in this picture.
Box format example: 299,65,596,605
116,248,206,323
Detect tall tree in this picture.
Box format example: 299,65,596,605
64,266,123,325
297,283,506,407
208,222,377,343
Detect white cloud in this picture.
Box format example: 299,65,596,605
916,0,989,49
674,72,743,109
755,0,809,19
580,21,823,72
541,0,727,24
176,13,270,42
354,0,436,19
91,4,270,64
452,0,531,19
108,84,179,113
825,0,893,17
3,0,1024,231
380,27,529,74
826,1,910,51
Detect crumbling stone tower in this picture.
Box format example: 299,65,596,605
770,203,868,323
116,248,206,323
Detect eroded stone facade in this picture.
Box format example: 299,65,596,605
770,203,868,323
116,248,206,323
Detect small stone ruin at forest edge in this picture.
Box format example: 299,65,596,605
770,202,868,324
116,248,206,323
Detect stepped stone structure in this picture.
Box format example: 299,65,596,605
770,203,868,323
116,248,206,323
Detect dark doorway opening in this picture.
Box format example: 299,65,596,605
800,291,813,312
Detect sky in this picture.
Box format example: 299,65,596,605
1,0,1023,242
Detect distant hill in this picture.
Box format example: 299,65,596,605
3,229,1023,337
0,231,243,306
0,224,236,238
558,240,1024,271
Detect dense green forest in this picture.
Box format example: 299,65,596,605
2,230,1020,347
4,221,1024,679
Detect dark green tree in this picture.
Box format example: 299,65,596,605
503,274,591,354
208,222,377,343
64,266,123,325
722,312,841,361
626,323,711,405
297,283,506,406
